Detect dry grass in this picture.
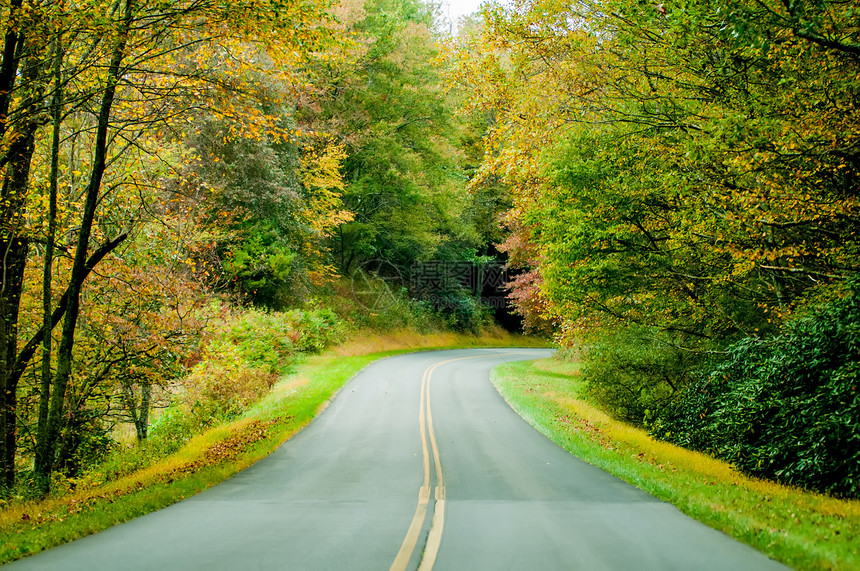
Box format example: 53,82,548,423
332,326,545,357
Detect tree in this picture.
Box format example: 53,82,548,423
0,0,336,494
0,0,58,491
177,112,351,308
448,0,859,426
314,0,473,275
453,0,860,343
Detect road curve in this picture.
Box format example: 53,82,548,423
8,349,787,570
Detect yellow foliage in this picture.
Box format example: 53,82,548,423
300,142,354,237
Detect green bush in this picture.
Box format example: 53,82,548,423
53,409,113,478
79,406,198,485
317,278,447,334
148,405,199,450
186,358,276,425
291,308,345,352
182,307,344,425
72,306,346,488
214,309,299,372
582,326,701,426
656,280,860,498
434,291,494,334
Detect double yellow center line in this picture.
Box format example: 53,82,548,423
390,353,517,571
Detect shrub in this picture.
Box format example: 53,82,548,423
185,358,277,425
181,307,344,426
77,405,198,485
656,280,860,498
317,277,447,333
215,309,299,372
53,409,113,478
291,308,346,352
435,291,494,333
147,405,199,450
70,306,346,488
581,326,702,426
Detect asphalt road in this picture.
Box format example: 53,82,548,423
8,348,787,570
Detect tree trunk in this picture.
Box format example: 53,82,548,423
34,0,134,494
0,237,28,490
0,111,40,491
0,0,25,494
0,1,23,145
12,234,127,392
138,382,151,441
123,380,152,442
34,38,63,493
119,377,150,442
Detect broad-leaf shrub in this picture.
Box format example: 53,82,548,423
290,308,343,352
184,308,344,425
186,351,277,424
582,326,702,426
83,406,199,484
656,281,860,498
431,291,494,334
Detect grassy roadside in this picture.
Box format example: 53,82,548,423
0,329,546,565
490,357,860,570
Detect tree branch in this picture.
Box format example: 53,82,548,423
793,28,860,58
10,233,128,386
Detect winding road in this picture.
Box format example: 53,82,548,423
8,349,787,570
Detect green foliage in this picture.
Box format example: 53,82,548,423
76,305,345,484
656,281,860,498
210,311,297,372
291,307,344,352
317,0,493,281
183,307,344,425
582,327,704,426
312,271,502,336
222,221,297,307
81,406,198,484
148,406,199,452
316,277,442,333
422,291,494,334
52,410,113,479
456,0,860,341
182,117,312,308
453,0,860,495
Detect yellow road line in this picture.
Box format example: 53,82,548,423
419,357,447,571
389,363,433,571
391,353,520,571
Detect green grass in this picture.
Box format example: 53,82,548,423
490,357,860,571
0,331,546,565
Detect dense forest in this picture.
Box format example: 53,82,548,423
451,0,860,497
0,0,508,498
0,0,857,503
